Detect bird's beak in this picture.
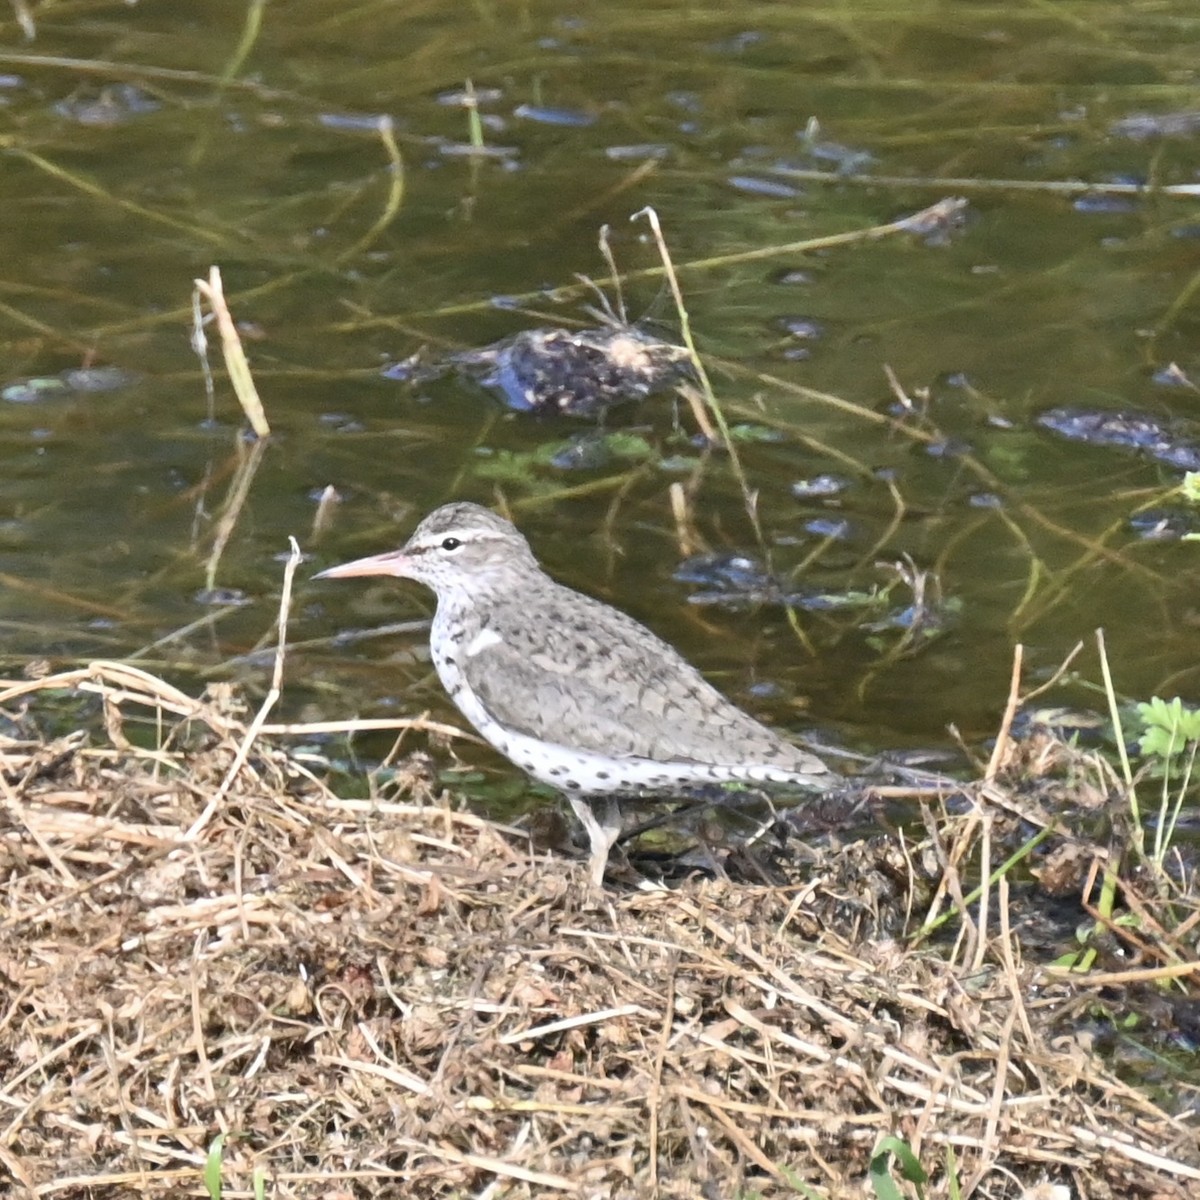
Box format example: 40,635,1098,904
313,549,409,580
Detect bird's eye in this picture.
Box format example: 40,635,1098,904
441,537,462,551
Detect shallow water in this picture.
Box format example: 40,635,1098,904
0,0,1198,771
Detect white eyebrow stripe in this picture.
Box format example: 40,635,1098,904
465,628,504,657
422,529,507,546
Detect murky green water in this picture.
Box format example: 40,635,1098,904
1,0,1199,765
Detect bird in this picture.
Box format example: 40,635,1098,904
315,501,837,885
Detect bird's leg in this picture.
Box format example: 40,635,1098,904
566,794,624,886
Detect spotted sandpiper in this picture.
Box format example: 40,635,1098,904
316,502,837,885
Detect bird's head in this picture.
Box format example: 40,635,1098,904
314,502,538,599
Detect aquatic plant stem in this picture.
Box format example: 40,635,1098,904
1058,629,1134,972
463,79,485,150
188,0,269,168
1097,627,1142,850
336,117,406,264
632,206,762,534
910,824,1054,945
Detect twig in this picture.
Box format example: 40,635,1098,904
185,537,301,839
499,1004,648,1046
985,644,1024,782
193,266,271,437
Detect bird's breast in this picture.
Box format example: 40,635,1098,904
429,609,509,745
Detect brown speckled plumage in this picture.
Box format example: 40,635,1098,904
317,502,835,883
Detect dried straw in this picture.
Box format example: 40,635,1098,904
0,650,1197,1198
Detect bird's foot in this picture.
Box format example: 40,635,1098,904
566,794,624,888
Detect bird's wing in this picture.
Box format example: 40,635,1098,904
463,593,830,781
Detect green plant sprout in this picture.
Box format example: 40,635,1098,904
869,1135,932,1200
1133,695,1200,870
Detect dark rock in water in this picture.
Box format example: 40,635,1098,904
1110,110,1200,141
548,433,616,471
193,588,252,608
2,377,72,404
513,103,596,128
1072,193,1138,214
803,516,855,541
453,325,694,417
968,491,1003,509
727,174,802,199
53,83,160,126
1037,406,1200,472
60,366,139,393
924,437,973,459
1128,508,1200,540
776,315,825,340
791,473,850,499
2,364,138,403
674,552,810,610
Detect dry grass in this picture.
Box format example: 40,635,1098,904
0,662,1197,1199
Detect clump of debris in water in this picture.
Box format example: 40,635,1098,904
452,323,695,417
382,253,696,418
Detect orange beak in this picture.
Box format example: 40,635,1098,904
313,549,410,580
